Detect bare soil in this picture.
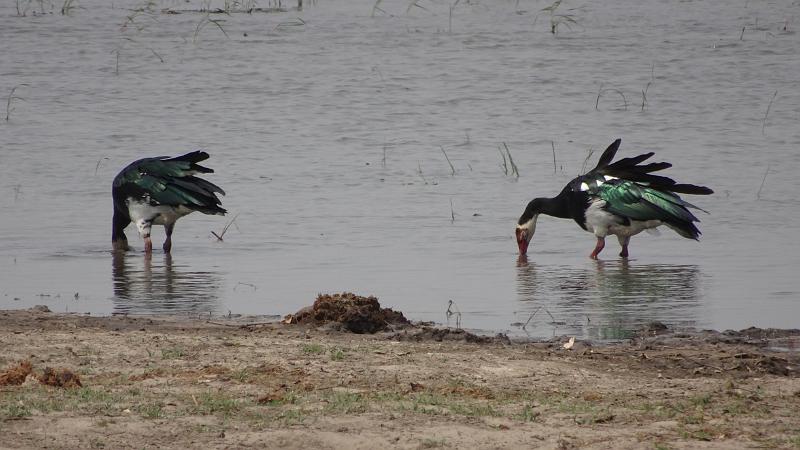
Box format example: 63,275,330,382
1,307,799,449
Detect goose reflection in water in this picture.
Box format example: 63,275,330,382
515,255,703,340
112,252,221,315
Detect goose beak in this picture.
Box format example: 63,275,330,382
516,228,530,255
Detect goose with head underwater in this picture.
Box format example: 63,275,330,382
112,151,226,254
515,139,713,259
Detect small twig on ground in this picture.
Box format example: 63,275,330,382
761,90,777,135
450,198,455,223
211,213,239,241
440,146,456,176
641,81,651,111
740,25,746,40
551,141,557,174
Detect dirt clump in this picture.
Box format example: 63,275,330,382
1,360,82,388
0,360,34,386
37,367,83,388
284,292,409,333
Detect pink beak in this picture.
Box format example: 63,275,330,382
516,228,530,255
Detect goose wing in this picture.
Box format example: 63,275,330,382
113,151,226,214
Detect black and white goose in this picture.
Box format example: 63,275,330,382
515,139,712,259
112,151,226,253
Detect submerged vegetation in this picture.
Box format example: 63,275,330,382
535,0,580,35
595,83,628,111
193,13,230,42
5,84,29,122
499,142,519,178
761,89,778,135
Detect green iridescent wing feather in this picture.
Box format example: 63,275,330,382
113,151,225,213
596,180,700,224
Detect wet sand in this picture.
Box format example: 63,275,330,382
1,307,799,449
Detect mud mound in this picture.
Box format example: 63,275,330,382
284,292,409,334
390,326,511,345
0,360,33,386
38,367,82,388
1,361,83,388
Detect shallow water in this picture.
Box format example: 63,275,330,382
1,0,799,339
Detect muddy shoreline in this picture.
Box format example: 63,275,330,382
1,307,799,449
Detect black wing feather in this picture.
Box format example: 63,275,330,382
163,150,214,174
582,139,713,197
112,151,226,215
592,138,621,171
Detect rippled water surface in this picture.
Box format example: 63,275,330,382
1,0,799,339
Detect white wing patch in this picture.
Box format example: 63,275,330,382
580,182,590,191
603,175,618,181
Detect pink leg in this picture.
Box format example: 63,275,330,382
144,235,153,254
589,237,605,260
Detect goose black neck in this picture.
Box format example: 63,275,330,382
519,193,572,224
538,194,572,219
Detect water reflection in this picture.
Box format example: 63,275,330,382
111,252,221,315
515,256,703,340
